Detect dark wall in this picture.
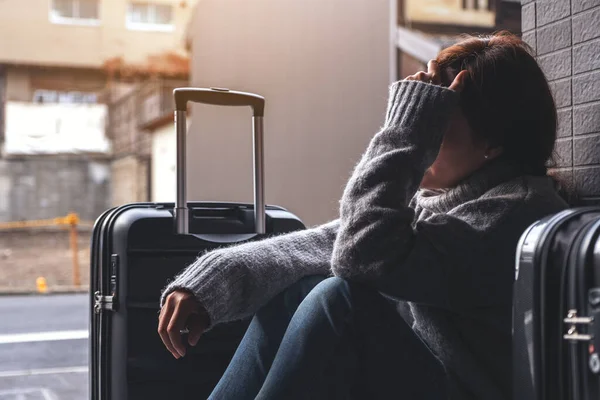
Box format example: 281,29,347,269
398,51,427,79
522,0,600,201
496,1,523,33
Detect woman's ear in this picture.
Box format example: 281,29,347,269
484,146,503,161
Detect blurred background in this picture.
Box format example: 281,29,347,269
1,0,598,398
0,0,522,293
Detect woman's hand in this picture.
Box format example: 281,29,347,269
404,60,469,92
158,289,210,359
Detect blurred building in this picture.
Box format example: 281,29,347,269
396,0,521,77
104,61,188,207
179,0,522,226
108,78,186,204
0,0,195,221
182,0,393,226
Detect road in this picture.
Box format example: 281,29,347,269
0,294,88,400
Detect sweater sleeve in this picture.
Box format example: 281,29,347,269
161,219,339,327
331,80,463,306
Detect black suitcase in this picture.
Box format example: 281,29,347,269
90,88,305,400
513,207,600,400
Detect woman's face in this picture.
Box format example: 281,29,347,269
420,109,494,190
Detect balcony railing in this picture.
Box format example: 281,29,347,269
138,79,187,130
107,89,139,156
106,79,187,156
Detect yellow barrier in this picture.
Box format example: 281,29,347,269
0,213,90,230
0,213,94,288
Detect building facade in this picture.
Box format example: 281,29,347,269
0,0,195,221
0,0,194,69
107,78,186,204
396,0,521,78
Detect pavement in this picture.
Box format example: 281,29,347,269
0,294,88,399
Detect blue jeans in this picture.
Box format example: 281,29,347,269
208,276,447,400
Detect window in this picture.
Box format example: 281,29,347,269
127,3,174,32
33,90,97,104
50,0,100,25
462,0,490,10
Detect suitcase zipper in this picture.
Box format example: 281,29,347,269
94,254,119,314
563,309,593,342
94,292,115,314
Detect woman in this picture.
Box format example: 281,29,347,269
158,32,568,399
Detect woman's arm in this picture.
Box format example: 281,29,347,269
161,219,339,328
331,80,462,304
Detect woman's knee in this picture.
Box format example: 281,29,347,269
292,275,330,293
302,277,389,317
299,277,353,314
312,276,350,295
283,275,328,302
258,275,327,318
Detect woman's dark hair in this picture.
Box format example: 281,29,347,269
435,31,577,203
436,32,560,176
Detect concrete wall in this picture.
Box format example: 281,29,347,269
111,155,149,207
186,0,393,226
151,123,176,202
5,68,31,102
0,0,197,68
521,0,600,200
0,157,110,222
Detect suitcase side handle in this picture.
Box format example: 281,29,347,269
173,87,265,117
173,87,266,235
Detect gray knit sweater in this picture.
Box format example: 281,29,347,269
161,80,567,399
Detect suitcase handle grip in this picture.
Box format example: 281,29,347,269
173,87,266,235
173,87,265,117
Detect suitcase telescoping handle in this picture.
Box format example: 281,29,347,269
173,87,266,235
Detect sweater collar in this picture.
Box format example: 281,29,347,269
415,158,523,214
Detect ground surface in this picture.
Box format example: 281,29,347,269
0,294,88,399
0,230,91,292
